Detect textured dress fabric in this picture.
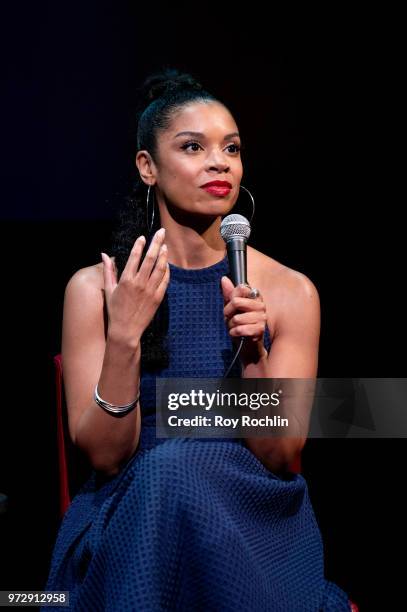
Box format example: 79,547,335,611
44,254,351,611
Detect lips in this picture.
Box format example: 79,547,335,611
201,181,232,189
200,180,232,197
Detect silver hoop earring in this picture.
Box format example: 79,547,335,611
238,185,255,224
146,185,155,235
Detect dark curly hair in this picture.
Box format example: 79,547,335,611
109,68,220,371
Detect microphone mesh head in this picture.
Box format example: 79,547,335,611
220,214,251,242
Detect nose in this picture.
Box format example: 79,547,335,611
205,148,230,173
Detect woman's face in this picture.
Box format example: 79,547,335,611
151,101,243,218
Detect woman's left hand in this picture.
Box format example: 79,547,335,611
221,275,268,365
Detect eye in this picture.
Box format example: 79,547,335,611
181,141,202,152
226,143,241,154
180,141,242,154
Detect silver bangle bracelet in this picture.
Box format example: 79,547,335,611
94,384,140,416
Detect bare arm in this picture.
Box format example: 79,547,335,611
62,269,142,476
63,229,169,476
222,271,320,474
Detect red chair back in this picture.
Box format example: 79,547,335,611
289,451,301,474
54,354,71,516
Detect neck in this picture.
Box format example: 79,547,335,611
158,206,226,269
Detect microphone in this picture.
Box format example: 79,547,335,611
220,214,252,375
220,214,251,286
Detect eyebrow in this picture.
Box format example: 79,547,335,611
174,131,241,140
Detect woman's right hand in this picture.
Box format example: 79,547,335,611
100,228,169,347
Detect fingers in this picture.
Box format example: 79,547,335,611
220,275,235,305
101,252,117,296
226,310,266,329
221,277,262,305
154,255,171,303
229,323,265,342
120,228,166,285
121,235,147,280
223,289,264,320
226,312,267,343
137,228,166,283
149,243,169,291
223,281,266,342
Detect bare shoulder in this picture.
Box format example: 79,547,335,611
65,262,104,295
63,261,109,341
65,255,119,312
248,246,320,331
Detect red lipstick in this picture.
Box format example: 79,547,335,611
200,180,232,197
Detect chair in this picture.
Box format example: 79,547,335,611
54,353,71,516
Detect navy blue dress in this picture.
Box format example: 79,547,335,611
44,254,351,611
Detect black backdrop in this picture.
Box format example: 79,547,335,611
1,2,403,609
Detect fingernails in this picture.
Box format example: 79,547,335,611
156,228,165,238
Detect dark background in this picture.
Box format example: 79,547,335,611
1,2,403,609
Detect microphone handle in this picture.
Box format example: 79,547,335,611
226,238,247,286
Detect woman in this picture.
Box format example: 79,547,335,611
44,69,352,610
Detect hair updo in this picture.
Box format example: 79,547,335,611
109,68,219,370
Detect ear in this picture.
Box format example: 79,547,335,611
135,150,157,185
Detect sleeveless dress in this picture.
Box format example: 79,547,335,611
44,254,351,611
